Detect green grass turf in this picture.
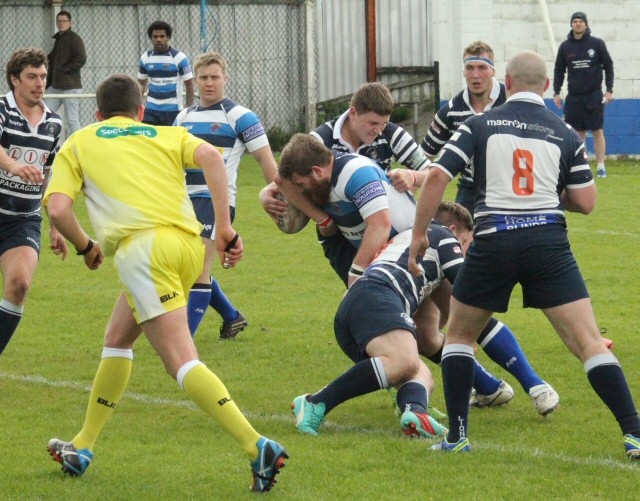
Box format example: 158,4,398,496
1,157,638,499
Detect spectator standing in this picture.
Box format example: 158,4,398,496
45,10,87,136
553,11,614,178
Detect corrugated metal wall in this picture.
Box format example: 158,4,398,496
1,1,434,135
314,0,366,101
315,0,432,103
0,1,309,135
376,0,430,70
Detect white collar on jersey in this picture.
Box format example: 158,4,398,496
505,92,545,106
333,109,357,152
462,77,502,112
5,91,49,116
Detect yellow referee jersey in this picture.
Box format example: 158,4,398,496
44,117,205,256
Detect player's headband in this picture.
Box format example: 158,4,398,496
463,56,495,69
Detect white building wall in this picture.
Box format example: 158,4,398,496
431,0,640,100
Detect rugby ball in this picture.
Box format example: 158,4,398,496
274,192,310,234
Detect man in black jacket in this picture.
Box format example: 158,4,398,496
45,10,87,136
553,11,613,178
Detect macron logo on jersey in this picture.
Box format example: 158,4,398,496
487,119,555,136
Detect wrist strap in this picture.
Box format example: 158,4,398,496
76,239,94,256
224,233,240,253
410,170,417,186
348,264,364,277
319,215,333,228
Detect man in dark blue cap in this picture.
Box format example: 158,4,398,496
553,11,614,178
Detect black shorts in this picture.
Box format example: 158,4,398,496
452,224,589,312
191,197,235,240
317,227,357,286
0,216,42,257
564,90,605,131
142,108,180,126
334,278,416,363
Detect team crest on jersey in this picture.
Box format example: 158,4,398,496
46,123,60,136
163,63,171,70
366,147,379,161
210,122,222,133
401,313,415,328
588,49,595,58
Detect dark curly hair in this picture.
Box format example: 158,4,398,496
147,20,172,39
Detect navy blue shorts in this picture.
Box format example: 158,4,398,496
317,227,357,286
0,216,42,257
334,278,416,363
142,108,180,126
452,224,589,312
564,90,604,131
191,197,235,240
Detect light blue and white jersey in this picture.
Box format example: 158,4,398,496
0,92,61,219
324,153,416,248
174,98,269,207
138,47,193,112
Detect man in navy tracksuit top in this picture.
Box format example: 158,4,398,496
553,11,614,178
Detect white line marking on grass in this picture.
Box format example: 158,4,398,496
0,371,196,409
3,371,637,471
570,227,640,238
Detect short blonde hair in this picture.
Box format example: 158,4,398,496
193,52,228,77
435,201,473,231
463,40,494,61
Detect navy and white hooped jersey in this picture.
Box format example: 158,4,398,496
324,153,416,248
364,224,464,315
175,98,269,207
422,78,506,188
432,92,593,235
0,92,61,218
311,110,430,172
137,48,193,112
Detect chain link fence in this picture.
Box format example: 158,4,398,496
0,0,313,146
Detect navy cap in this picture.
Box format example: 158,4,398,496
571,12,588,25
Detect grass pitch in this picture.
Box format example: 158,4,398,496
1,157,639,499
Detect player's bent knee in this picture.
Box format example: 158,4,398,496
386,354,421,385
5,277,31,304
